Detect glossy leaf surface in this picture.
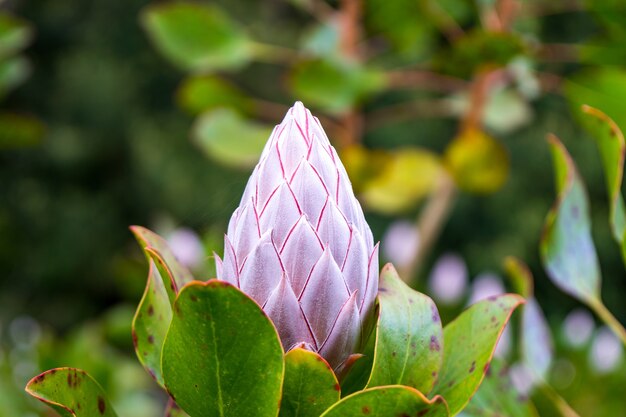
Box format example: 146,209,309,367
321,386,449,417
367,264,443,394
432,294,524,415
279,348,340,417
540,136,601,304
162,280,284,417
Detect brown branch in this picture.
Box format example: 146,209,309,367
386,70,469,93
538,43,580,62
365,99,456,131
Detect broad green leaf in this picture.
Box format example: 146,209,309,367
320,386,449,417
131,261,171,387
580,106,626,247
361,147,443,214
444,128,509,194
25,368,118,417
0,112,44,149
432,294,524,416
0,13,34,59
290,58,387,115
141,2,251,72
192,108,272,169
539,136,601,304
564,67,626,132
279,348,340,417
367,264,443,393
131,225,195,302
162,280,284,417
176,75,250,115
461,360,539,417
0,56,30,98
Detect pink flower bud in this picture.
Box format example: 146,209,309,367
216,102,378,369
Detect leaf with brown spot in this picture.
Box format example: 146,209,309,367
320,385,449,417
366,264,443,394
279,348,340,417
431,294,524,415
25,368,118,417
463,360,539,417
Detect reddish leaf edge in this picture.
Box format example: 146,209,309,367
25,367,112,417
434,293,525,413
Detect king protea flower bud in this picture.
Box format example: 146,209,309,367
215,102,379,369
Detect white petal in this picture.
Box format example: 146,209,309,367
214,252,223,279
307,138,337,189
341,227,369,304
319,291,360,369
280,216,324,295
300,248,350,345
360,243,379,315
233,203,261,261
226,206,242,239
264,273,316,351
317,198,351,266
259,183,302,248
238,231,284,306
289,160,329,225
221,236,239,286
256,143,286,209
278,122,310,178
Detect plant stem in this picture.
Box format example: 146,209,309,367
589,298,626,346
400,173,457,283
538,383,582,417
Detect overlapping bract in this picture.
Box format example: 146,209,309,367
216,102,378,368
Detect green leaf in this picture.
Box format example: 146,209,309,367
360,148,443,214
339,327,376,396
367,264,443,394
131,260,172,387
564,67,626,132
580,106,626,247
130,226,194,386
141,2,251,72
444,128,509,194
290,58,387,115
131,225,195,302
0,56,30,98
279,348,340,417
0,12,34,59
461,360,539,417
539,135,601,304
432,294,524,416
25,368,118,417
176,75,250,115
320,386,449,417
503,256,533,298
162,280,284,417
0,112,45,149
192,108,272,169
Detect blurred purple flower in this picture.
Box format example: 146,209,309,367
468,272,505,305
215,102,378,369
428,252,468,305
382,220,420,267
589,326,623,374
562,309,594,348
167,227,205,269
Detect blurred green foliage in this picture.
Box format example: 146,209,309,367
1,0,626,416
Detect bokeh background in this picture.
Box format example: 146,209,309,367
1,0,625,415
